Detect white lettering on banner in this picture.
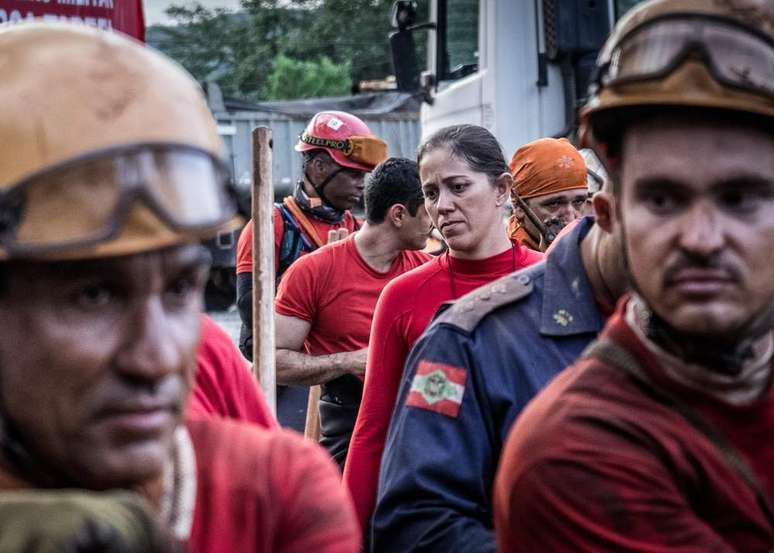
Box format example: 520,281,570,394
0,9,36,23
0,11,113,30
53,0,113,6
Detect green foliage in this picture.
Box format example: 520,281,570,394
277,0,399,84
264,55,352,100
149,0,429,101
148,5,265,100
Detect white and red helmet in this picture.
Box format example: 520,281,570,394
296,111,387,172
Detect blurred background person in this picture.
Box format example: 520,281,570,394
508,137,588,251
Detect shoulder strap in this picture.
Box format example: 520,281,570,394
275,204,307,279
584,339,774,528
283,196,325,248
433,272,534,333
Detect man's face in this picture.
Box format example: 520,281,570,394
398,203,432,251
620,119,774,337
0,245,209,489
310,154,366,211
519,189,587,238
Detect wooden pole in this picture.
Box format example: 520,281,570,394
304,385,322,442
251,126,276,415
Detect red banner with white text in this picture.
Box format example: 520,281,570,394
0,0,145,42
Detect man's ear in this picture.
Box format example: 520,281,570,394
494,172,512,206
388,204,406,228
309,152,330,179
593,191,616,233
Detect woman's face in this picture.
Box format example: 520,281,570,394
419,147,508,257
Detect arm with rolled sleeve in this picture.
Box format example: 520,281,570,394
370,325,498,553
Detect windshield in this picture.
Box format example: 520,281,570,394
437,0,479,81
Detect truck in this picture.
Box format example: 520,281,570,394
389,0,647,158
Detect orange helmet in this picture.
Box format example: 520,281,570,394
0,23,235,261
580,0,774,149
296,111,387,172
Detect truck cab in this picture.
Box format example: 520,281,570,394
393,0,647,156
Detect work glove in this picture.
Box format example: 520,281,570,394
539,216,567,249
0,489,183,553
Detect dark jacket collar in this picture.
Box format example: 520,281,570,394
539,216,605,336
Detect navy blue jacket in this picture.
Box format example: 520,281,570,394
371,217,604,552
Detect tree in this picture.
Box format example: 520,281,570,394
264,55,351,100
242,0,429,92
149,5,263,99
149,0,429,101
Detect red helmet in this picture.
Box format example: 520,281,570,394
295,111,387,172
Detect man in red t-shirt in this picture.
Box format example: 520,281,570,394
0,25,359,552
275,158,431,467
236,111,387,431
495,1,774,550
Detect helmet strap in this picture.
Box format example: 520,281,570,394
640,297,774,376
293,182,345,224
304,164,346,208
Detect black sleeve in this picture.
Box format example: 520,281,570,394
236,272,253,361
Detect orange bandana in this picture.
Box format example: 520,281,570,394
510,138,587,200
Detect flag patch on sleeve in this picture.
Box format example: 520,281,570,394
405,361,467,418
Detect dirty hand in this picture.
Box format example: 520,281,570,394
348,348,368,377
539,216,566,248
0,490,181,553
327,228,349,244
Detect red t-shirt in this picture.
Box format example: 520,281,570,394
187,315,277,429
235,209,359,275
343,242,543,530
495,299,774,551
0,420,360,553
274,233,430,357
187,418,360,553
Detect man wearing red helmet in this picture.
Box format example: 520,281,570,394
236,111,387,430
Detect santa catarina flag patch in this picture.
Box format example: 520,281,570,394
406,361,467,418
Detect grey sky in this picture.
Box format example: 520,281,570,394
144,0,243,26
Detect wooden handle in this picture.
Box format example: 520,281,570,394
304,385,322,442
251,127,276,415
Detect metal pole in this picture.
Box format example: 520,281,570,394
251,126,276,414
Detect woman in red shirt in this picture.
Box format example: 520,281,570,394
344,125,543,531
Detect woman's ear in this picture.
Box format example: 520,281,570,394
494,172,512,206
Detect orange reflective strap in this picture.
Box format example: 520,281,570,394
282,196,326,248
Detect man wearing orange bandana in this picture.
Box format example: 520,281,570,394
508,138,588,251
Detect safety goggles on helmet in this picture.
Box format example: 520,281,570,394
298,132,388,171
0,143,235,256
595,14,774,98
